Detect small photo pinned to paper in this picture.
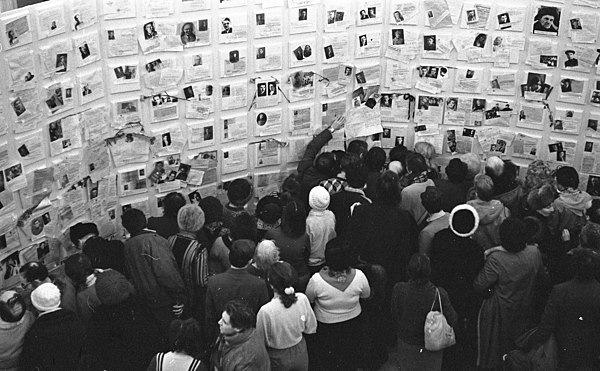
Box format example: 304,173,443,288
391,29,404,45
473,33,487,48
179,22,197,45
324,45,334,59
175,163,191,181
11,97,26,117
56,53,68,72
145,58,163,73
540,55,558,67
497,12,511,29
462,128,476,137
570,18,582,30
588,118,599,131
4,163,22,182
587,175,600,197
466,9,478,24
143,21,158,40
585,141,594,152
424,35,436,51
532,6,561,36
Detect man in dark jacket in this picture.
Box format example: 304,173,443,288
21,282,84,371
205,240,269,344
122,208,187,339
297,116,345,204
330,163,371,238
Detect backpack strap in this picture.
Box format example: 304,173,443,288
188,358,202,371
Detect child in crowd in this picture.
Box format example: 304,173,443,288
306,186,336,274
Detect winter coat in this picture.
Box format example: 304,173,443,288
20,309,84,371
467,199,510,250
549,190,592,243
211,329,271,371
297,129,334,205
0,311,34,370
473,245,544,369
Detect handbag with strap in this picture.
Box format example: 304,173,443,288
424,288,456,351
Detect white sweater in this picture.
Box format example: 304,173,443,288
305,269,371,324
305,210,336,267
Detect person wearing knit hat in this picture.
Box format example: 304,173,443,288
85,269,162,370
388,161,403,176
21,282,85,371
524,160,553,192
306,186,337,274
551,166,592,246
223,178,253,230
168,204,209,317
428,204,483,370
526,184,556,216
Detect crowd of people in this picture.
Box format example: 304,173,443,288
1,122,600,371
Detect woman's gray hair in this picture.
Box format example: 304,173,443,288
254,240,280,272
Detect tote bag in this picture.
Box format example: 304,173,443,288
424,288,456,351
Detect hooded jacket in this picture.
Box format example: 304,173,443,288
549,190,592,240
211,328,270,371
467,199,510,250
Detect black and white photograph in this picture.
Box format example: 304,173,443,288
426,66,439,79
183,86,194,99
569,18,582,30
56,53,67,72
532,6,561,36
424,35,436,51
17,144,29,157
221,17,232,34
188,191,202,204
462,128,476,137
540,55,558,67
394,11,404,23
585,141,594,152
229,50,239,63
49,120,63,142
588,175,600,196
180,22,196,45
473,33,487,48
257,83,267,97
175,163,191,181
2,251,20,281
256,13,265,26
161,132,172,147
11,98,26,117
564,50,578,68
446,97,458,111
298,8,308,21
79,43,90,59
368,7,376,18
204,126,214,140
327,11,336,24
472,99,486,112
466,9,478,23
268,82,277,96
497,13,511,29
324,45,334,59
143,21,158,40
359,35,367,47
588,119,598,131
222,85,231,97
256,112,267,126
256,47,265,60
380,94,392,108
391,29,404,45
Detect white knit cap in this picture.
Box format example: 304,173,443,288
449,204,480,238
388,161,403,175
31,282,61,312
309,186,330,211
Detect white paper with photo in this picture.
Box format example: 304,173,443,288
84,143,109,182
78,68,104,105
73,32,100,67
488,69,517,95
483,99,514,126
220,47,247,77
322,33,349,64
586,112,600,139
356,1,383,26
255,141,281,167
254,172,287,199
120,196,150,217
82,107,109,145
289,6,317,34
355,31,382,59
255,77,280,109
105,27,138,57
288,71,315,102
422,33,453,59
3,12,33,50
423,0,453,28
255,107,283,137
53,151,84,189
14,130,44,166
320,99,346,131
109,135,149,167
557,76,587,104
35,3,66,40
390,0,419,25
547,138,577,164
48,117,82,157
7,50,37,90
178,18,210,47
320,66,347,97
553,107,582,135
151,124,184,157
3,163,26,192
289,39,316,68
222,146,248,175
218,13,248,44
289,105,313,135
415,65,453,94
356,64,381,86
72,0,97,30
568,11,598,43
385,60,412,90
109,62,140,93
0,213,19,253
0,172,15,212
495,4,525,31
138,21,181,55
221,114,248,143
560,44,596,72
148,92,179,123
43,79,75,116
460,3,491,29
323,2,353,32
255,43,283,72
102,0,136,20
220,81,247,111
415,95,444,127
512,133,541,159
184,51,212,82
379,126,407,148
454,67,484,93
380,94,411,123
517,101,546,130
184,82,214,119
581,142,600,175
386,27,420,60
445,97,476,126
112,98,141,125
187,120,215,149
39,40,72,77
525,37,558,68
255,9,283,38
416,133,444,154
10,89,42,133
118,164,148,197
